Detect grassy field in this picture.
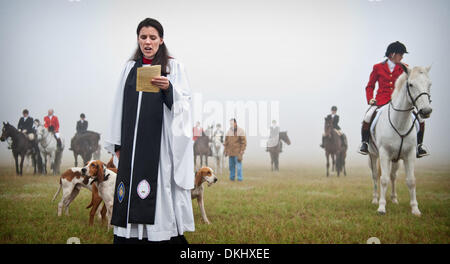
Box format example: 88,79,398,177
0,164,449,244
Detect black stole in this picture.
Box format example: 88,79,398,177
111,59,165,227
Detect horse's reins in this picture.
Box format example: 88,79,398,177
388,64,431,162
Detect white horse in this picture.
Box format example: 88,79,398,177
36,125,64,175
368,65,432,216
211,131,225,174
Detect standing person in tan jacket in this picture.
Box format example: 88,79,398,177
224,118,247,181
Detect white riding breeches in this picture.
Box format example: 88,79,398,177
363,105,423,131
363,105,378,123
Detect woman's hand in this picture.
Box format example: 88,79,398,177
115,150,120,159
369,99,377,105
151,76,170,90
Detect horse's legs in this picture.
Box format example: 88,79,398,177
331,153,336,172
275,152,279,171
369,154,379,204
32,152,37,175
19,154,25,176
390,161,400,204
269,151,273,171
377,152,391,215
404,154,421,216
343,156,347,176
325,152,330,177
40,150,46,175
14,153,19,175
194,155,197,169
74,152,78,167
336,152,342,177
50,151,56,175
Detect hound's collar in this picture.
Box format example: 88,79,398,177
90,172,110,185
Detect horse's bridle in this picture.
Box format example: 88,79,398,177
388,65,431,162
391,64,432,113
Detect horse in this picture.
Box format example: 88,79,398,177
368,66,432,216
210,130,225,174
267,131,291,171
335,133,348,177
0,122,37,175
70,131,101,167
194,131,211,169
322,117,346,177
36,125,64,175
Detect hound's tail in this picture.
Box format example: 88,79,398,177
51,178,62,202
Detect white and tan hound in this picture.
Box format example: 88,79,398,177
191,166,218,224
82,160,117,230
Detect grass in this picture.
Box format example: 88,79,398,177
0,164,449,244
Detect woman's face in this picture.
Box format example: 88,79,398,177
138,26,163,59
390,53,404,64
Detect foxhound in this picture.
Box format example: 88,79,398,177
82,160,117,230
191,167,218,224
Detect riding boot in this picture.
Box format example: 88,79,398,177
320,136,325,148
416,122,429,158
57,138,62,149
358,122,370,155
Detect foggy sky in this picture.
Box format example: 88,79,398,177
0,0,449,168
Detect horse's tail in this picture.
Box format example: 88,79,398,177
341,133,348,149
51,178,62,202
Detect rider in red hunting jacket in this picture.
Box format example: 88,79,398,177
44,109,62,148
358,41,428,158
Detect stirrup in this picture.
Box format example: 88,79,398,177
358,142,369,155
416,144,429,158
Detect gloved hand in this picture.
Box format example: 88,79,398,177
369,99,377,105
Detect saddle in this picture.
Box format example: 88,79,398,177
369,106,384,138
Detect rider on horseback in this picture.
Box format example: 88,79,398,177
76,113,88,134
213,123,224,143
358,41,429,158
8,109,35,149
320,106,342,148
267,120,281,152
44,109,62,149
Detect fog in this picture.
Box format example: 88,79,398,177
0,0,449,168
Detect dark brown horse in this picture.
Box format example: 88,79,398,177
322,117,347,177
70,131,100,167
268,131,291,171
194,131,210,169
1,122,37,175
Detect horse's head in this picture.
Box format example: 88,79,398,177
35,125,46,141
404,66,433,119
324,116,333,136
279,131,291,145
1,122,14,142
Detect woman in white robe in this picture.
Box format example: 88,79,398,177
104,18,195,244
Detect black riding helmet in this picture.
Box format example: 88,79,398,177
331,106,337,112
385,41,408,57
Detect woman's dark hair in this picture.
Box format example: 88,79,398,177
132,18,170,76
385,41,408,57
